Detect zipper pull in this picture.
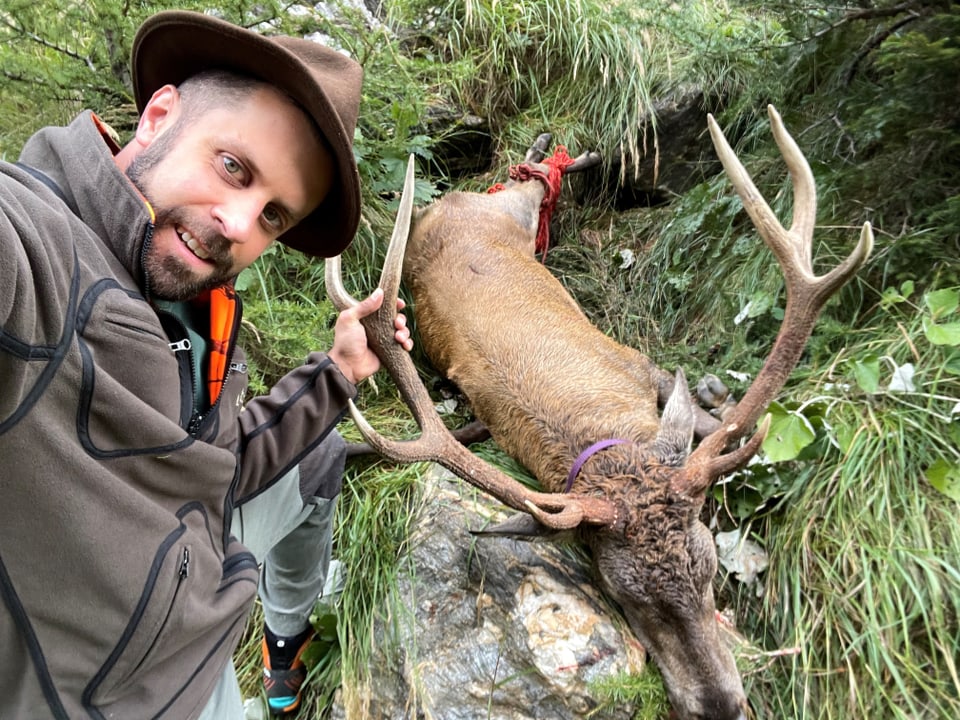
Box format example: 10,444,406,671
169,338,192,353
179,547,190,578
229,361,248,374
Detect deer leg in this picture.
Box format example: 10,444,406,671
524,133,553,163
346,420,490,457
655,369,723,440
451,419,492,445
696,374,738,421
522,133,601,173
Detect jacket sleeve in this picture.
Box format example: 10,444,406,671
1,167,70,331
0,167,77,429
229,350,357,503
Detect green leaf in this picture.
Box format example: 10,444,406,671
852,354,881,393
880,280,914,309
834,422,858,454
234,267,254,292
748,290,774,318
922,317,960,346
925,288,959,319
880,287,904,309
947,421,960,448
413,177,441,205
925,459,960,502
762,403,816,462
944,350,960,376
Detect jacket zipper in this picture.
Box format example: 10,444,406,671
124,547,190,681
160,294,243,438
165,323,202,432
142,220,242,438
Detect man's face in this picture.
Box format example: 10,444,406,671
127,85,333,300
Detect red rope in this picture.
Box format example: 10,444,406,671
486,145,576,262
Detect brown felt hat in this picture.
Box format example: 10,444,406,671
131,10,362,258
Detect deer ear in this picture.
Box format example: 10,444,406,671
652,368,695,466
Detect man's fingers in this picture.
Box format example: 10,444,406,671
350,287,385,320
342,288,411,353
395,329,414,352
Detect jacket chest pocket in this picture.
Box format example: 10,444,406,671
76,284,191,455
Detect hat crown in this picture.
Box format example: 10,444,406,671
273,37,362,142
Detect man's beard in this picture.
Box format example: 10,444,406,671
126,128,238,301
142,207,237,300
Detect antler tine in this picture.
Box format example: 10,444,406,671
767,105,816,248
706,106,874,308
324,255,357,311
346,399,616,529
706,106,816,285
326,157,449,436
325,156,618,530
678,107,874,494
379,156,418,318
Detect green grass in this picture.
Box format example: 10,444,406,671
730,303,960,719
751,412,960,718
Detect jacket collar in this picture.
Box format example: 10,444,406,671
18,110,154,287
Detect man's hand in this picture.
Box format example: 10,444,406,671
328,287,413,385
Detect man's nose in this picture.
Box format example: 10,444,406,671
213,194,262,243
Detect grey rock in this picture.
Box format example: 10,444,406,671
333,466,643,719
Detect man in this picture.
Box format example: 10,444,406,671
0,10,411,719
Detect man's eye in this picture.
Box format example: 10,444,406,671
263,205,284,230
222,156,243,177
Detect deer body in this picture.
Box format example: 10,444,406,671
403,183,665,488
402,164,750,719
327,110,874,720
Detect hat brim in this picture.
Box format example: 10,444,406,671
131,11,361,258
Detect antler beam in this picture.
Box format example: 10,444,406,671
679,105,874,494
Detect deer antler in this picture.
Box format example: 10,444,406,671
325,156,618,530
677,105,874,495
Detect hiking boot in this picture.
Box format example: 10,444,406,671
261,624,314,717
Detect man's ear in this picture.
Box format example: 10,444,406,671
134,84,181,147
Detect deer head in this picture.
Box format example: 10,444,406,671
326,106,873,719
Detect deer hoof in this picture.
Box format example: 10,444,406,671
696,374,730,408
524,133,553,163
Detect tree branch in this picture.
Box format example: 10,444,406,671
0,14,97,72
843,11,923,86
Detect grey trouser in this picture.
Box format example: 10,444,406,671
197,430,346,720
